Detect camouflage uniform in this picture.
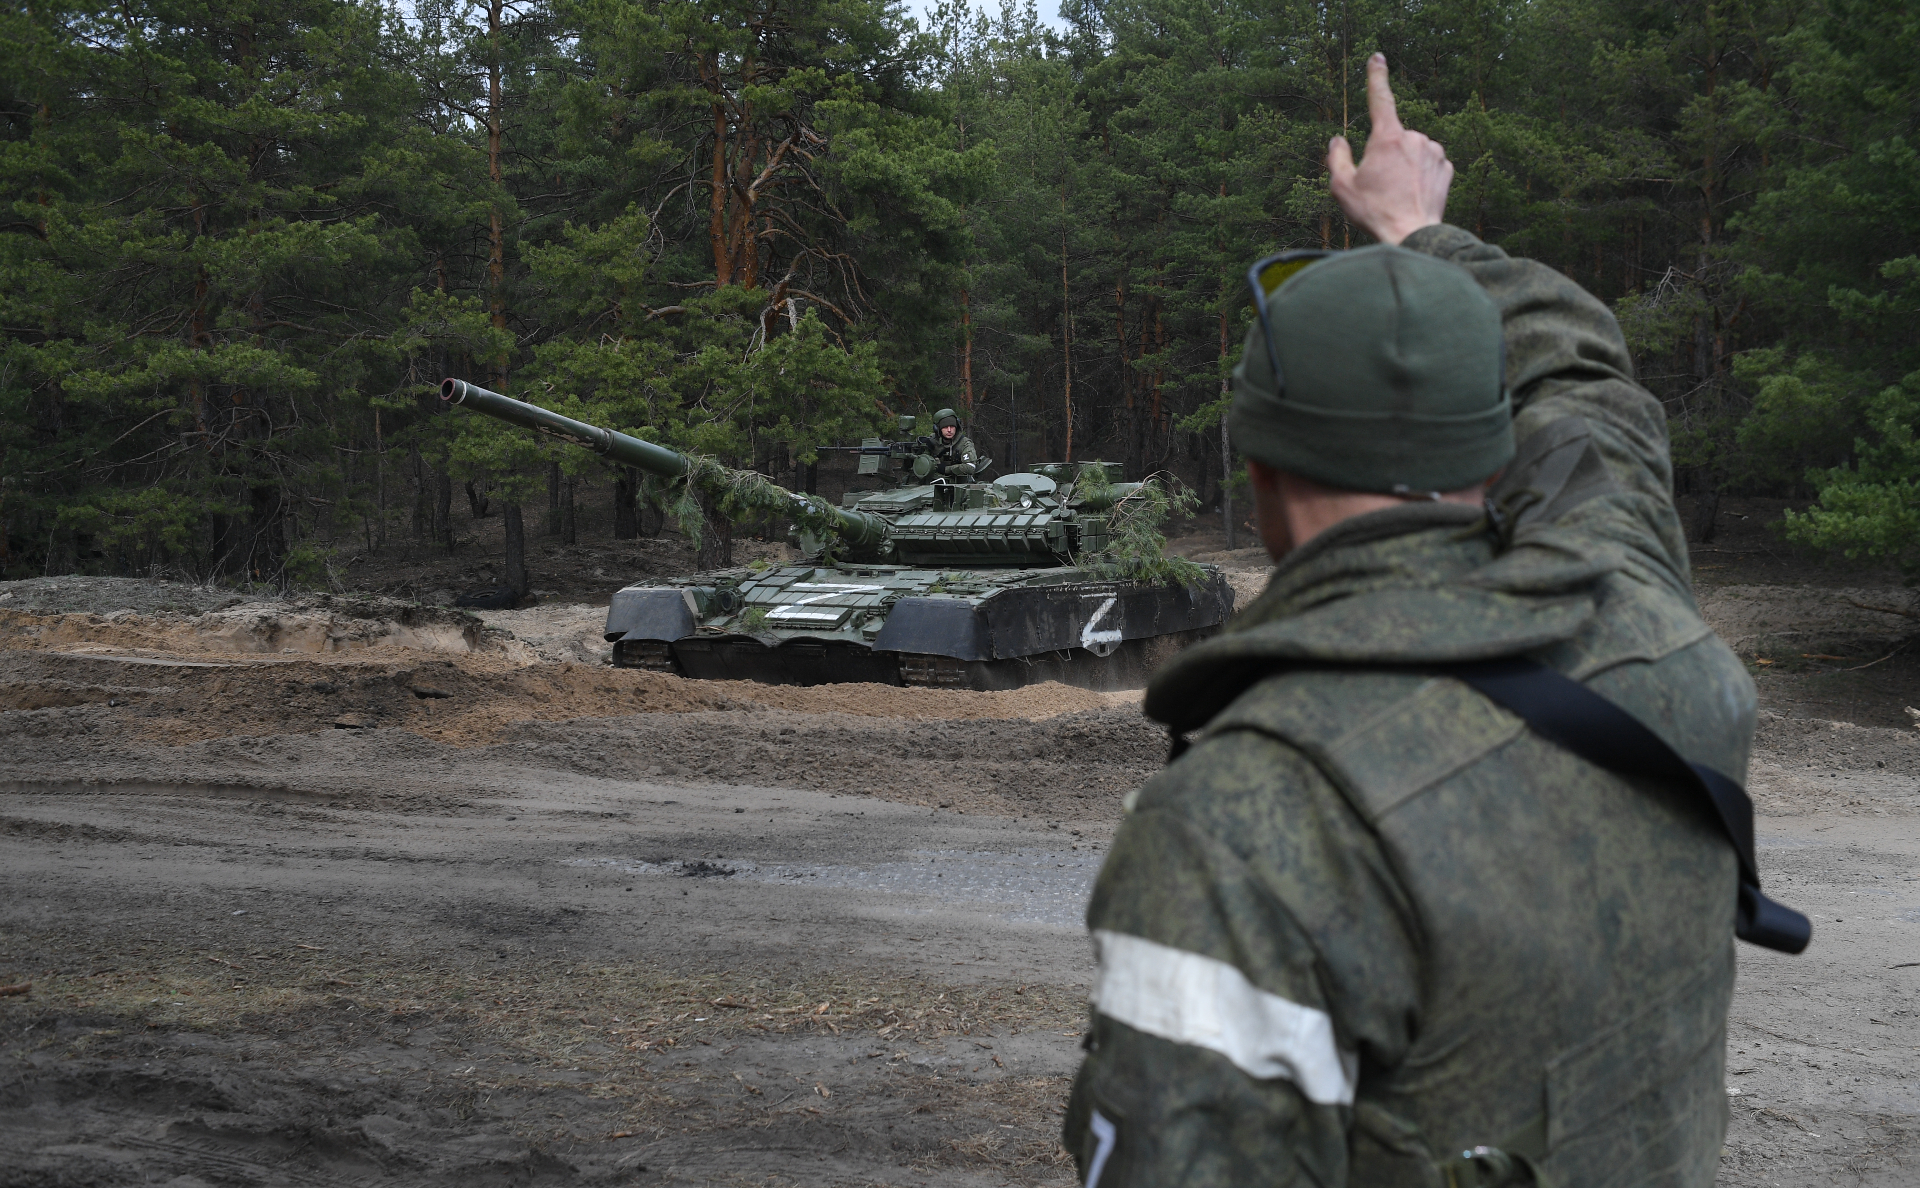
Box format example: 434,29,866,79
1064,225,1753,1188
935,432,980,478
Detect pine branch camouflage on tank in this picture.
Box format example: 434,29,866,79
1070,465,1208,587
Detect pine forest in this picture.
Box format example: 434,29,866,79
4,0,1918,588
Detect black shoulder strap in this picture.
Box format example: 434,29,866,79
1444,658,1809,954
1171,657,1811,954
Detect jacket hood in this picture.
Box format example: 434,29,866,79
1145,498,1621,733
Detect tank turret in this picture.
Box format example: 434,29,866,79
441,378,1234,690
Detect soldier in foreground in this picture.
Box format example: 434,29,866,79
1063,55,1804,1187
930,407,980,477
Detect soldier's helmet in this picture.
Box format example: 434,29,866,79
934,408,960,430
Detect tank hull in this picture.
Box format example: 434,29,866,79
604,563,1234,691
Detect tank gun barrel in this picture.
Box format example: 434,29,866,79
442,378,688,477
440,379,890,555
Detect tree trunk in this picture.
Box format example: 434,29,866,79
1220,422,1236,550
208,512,235,579
545,460,562,534
373,410,387,549
1689,469,1720,544
45,527,75,578
959,283,973,412
1196,429,1213,513
435,469,453,551
248,483,286,584
1151,297,1166,446
502,503,527,597
1008,378,1020,474
614,466,638,540
561,473,577,545
710,94,731,284
694,489,732,569
1220,307,1235,551
411,448,429,541
465,479,491,519
486,0,508,385
1060,195,1074,463
1118,276,1139,478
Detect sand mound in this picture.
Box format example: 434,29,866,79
0,576,506,662
1747,711,1920,817
0,640,1136,751
1220,569,1270,613
0,581,667,670
1186,545,1272,570
470,603,612,664
0,575,251,616
0,577,1169,764
0,577,1157,746
0,605,497,659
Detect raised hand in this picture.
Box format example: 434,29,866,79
1327,54,1453,246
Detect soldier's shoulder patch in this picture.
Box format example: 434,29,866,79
1207,670,1525,824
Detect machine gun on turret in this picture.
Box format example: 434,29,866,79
815,414,993,483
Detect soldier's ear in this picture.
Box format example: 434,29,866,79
1245,458,1283,495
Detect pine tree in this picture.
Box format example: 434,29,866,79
0,0,428,581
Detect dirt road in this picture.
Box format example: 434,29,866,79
1,748,1109,1186
2,577,1918,1186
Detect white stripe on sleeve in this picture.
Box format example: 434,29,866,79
1089,929,1358,1105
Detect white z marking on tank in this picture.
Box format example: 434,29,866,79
1080,595,1122,649
785,591,850,606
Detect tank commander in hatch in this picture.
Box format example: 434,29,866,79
930,408,979,478
1061,53,1805,1188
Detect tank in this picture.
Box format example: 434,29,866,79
442,379,1234,690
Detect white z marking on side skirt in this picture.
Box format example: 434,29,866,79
1080,595,1122,649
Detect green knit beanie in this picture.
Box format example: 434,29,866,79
1228,244,1511,493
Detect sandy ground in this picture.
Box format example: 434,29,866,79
1,573,1918,1186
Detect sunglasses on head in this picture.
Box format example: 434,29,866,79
1246,250,1337,394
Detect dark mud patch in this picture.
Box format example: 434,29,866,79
433,902,592,940
2,985,1079,1187
2,1044,583,1187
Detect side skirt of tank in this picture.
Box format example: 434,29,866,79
615,629,1219,692
647,636,905,686
897,627,1219,692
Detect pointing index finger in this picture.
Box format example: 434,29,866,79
1365,53,1401,137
